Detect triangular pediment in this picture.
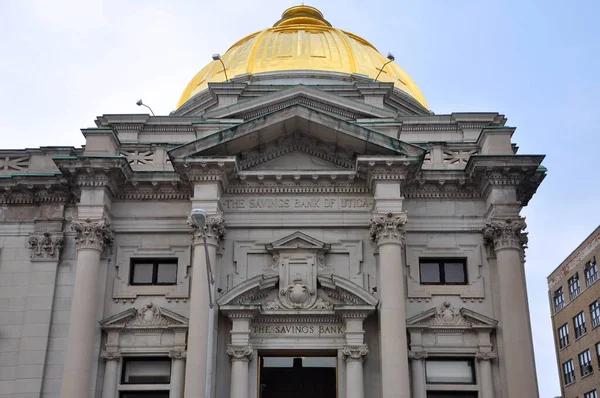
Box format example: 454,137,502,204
406,302,498,330
249,151,348,171
168,104,425,163
100,303,188,330
266,231,330,251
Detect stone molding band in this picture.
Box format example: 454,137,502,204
28,231,64,262
369,212,407,246
483,217,527,252
188,211,227,246
342,344,369,362
227,344,253,362
72,218,115,252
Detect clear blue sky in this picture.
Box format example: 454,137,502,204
1,1,599,396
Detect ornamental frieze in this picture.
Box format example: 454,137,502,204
483,218,527,252
369,212,407,246
71,218,114,252
28,231,64,262
188,211,226,246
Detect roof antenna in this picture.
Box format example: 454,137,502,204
212,54,229,82
374,53,395,81
136,99,155,116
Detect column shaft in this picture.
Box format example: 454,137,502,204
170,357,186,398
495,247,537,397
410,358,427,398
379,242,410,398
230,360,249,398
100,356,119,398
345,360,365,398
60,248,102,398
478,358,494,398
184,243,217,398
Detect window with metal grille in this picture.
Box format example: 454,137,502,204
569,273,581,300
562,359,575,385
558,323,570,349
584,389,598,398
574,311,587,339
579,349,593,377
585,257,598,287
130,258,178,286
419,259,468,285
554,287,565,313
591,299,600,328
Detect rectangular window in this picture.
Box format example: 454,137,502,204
591,299,600,328
569,273,581,300
120,393,169,398
562,359,575,385
558,323,570,349
554,287,565,313
130,259,177,286
585,257,599,286
425,359,475,384
584,390,598,398
579,349,593,377
574,311,587,339
426,393,478,398
121,358,171,384
419,259,467,285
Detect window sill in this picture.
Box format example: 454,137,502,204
581,372,594,379
559,344,570,351
575,333,588,341
565,381,576,387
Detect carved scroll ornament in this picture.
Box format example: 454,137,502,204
342,345,369,361
475,351,498,361
188,211,226,246
483,218,527,252
227,344,253,361
28,232,64,261
369,212,408,246
71,218,114,252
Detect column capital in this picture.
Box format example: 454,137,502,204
169,350,187,360
28,231,64,262
100,350,121,361
227,344,253,362
188,211,226,246
408,351,428,360
482,217,527,252
369,212,407,246
342,344,369,362
475,351,498,361
72,218,114,252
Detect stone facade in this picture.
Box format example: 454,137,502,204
548,226,600,398
0,6,546,398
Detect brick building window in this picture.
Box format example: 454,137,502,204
130,258,178,286
562,359,575,385
574,311,587,339
569,273,581,300
591,299,600,328
419,259,467,285
585,257,598,286
119,357,171,398
554,288,565,313
579,349,593,377
596,342,600,368
558,323,570,349
584,390,598,398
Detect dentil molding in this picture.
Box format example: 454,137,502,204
71,218,114,252
28,231,64,262
369,212,407,246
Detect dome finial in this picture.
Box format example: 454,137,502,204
273,5,332,27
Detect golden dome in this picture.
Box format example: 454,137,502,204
176,6,428,109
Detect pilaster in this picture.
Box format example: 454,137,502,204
100,350,121,398
408,351,427,398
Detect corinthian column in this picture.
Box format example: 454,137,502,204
184,212,226,398
227,345,252,398
369,212,410,398
408,351,427,398
169,350,187,398
476,351,497,398
342,345,368,398
483,218,538,397
60,218,114,398
100,350,120,398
